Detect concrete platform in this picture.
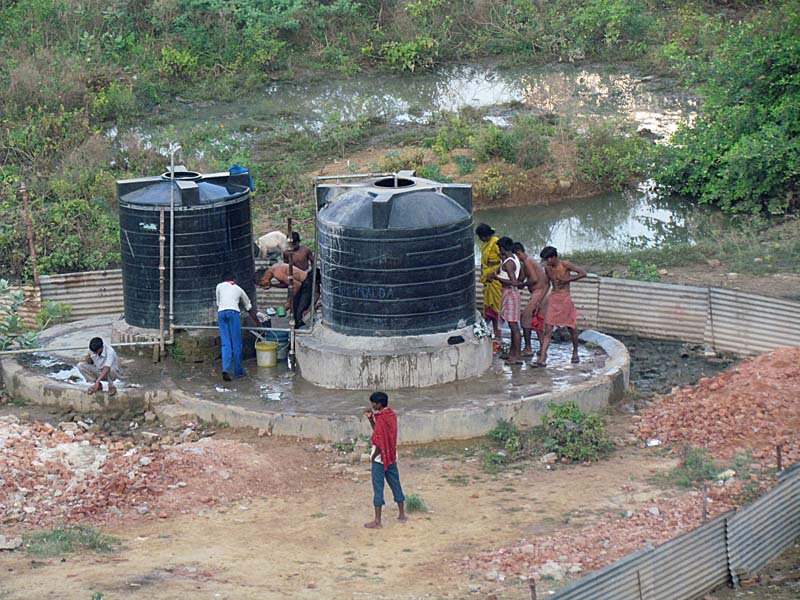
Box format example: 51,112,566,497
1,317,629,443
295,321,492,389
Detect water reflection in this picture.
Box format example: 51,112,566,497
473,186,694,258
155,62,697,139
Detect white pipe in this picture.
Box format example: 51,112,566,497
168,144,181,342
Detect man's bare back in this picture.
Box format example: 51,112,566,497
257,263,307,292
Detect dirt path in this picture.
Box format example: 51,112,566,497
0,431,677,599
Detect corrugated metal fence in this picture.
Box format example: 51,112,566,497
550,467,800,600
8,268,800,354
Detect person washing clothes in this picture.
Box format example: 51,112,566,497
216,271,259,381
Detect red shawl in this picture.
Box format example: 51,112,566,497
372,407,398,471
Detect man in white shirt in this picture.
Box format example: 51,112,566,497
77,337,120,396
216,271,259,381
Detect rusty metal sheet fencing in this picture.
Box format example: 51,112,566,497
38,270,124,321
649,512,732,600
597,279,709,343
10,269,800,354
727,467,800,585
551,471,800,600
708,288,800,356
550,546,655,600
1,284,41,328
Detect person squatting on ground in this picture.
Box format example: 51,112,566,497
513,242,549,358
255,263,312,329
491,236,523,365
216,271,259,381
536,246,587,367
77,337,120,396
364,391,407,529
476,223,503,349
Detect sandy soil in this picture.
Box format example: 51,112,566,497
0,425,680,600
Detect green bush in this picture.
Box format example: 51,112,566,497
416,164,452,183
24,525,119,557
453,155,476,175
625,259,660,282
471,125,513,163
542,401,611,462
655,2,800,215
0,279,38,350
487,419,523,454
508,116,551,169
474,167,511,203
91,81,137,123
405,493,428,513
575,120,650,191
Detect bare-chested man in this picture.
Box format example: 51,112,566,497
536,246,587,367
256,263,312,328
283,232,314,272
512,242,549,358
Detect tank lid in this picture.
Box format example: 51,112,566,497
319,187,468,230
117,170,249,207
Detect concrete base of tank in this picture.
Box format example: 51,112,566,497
294,321,493,390
1,316,629,443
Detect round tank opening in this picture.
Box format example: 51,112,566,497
161,170,202,181
374,177,415,188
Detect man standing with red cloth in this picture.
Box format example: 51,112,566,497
364,391,407,529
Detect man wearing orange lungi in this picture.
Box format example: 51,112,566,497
534,246,587,367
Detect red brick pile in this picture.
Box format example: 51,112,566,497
637,347,800,465
458,489,738,586
0,415,175,528
0,416,274,531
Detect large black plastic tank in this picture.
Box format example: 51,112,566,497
317,174,475,336
118,167,255,329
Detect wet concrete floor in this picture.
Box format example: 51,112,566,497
21,317,607,417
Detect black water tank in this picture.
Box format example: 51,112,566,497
317,175,475,336
118,168,256,329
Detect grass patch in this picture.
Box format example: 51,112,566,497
24,525,120,557
665,447,719,488
405,493,428,513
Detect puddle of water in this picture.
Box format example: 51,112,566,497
474,183,695,256
173,341,606,417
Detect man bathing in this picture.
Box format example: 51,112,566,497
255,263,312,329
535,246,587,367
77,337,119,396
283,232,314,272
513,242,549,358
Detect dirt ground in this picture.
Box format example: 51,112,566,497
0,422,681,600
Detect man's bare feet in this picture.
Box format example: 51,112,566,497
531,361,546,368
364,521,382,529
522,349,534,357
107,385,117,397
571,354,580,364
398,515,408,522
86,384,99,395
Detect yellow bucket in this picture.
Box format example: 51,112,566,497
255,340,278,367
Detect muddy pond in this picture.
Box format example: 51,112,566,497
126,62,700,253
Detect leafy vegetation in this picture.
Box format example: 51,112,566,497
0,279,38,350
542,401,612,462
655,1,800,215
624,259,661,282
404,493,429,513
0,1,795,281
